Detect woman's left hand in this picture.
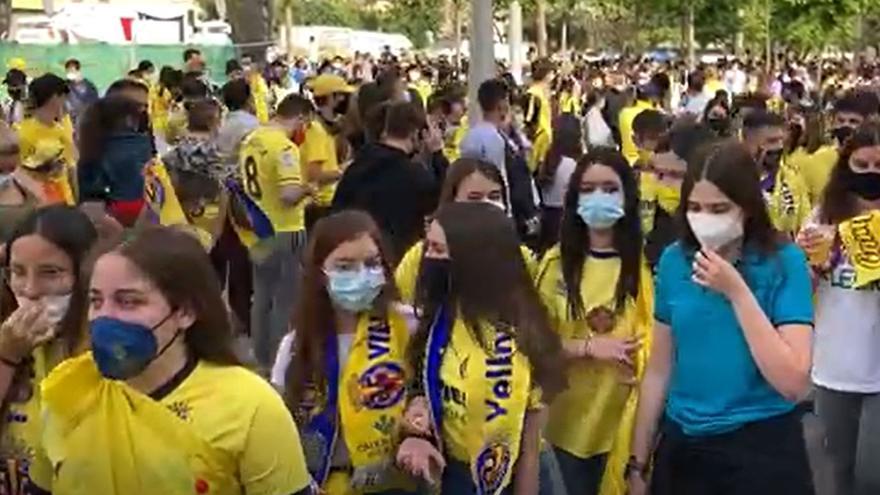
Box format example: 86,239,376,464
692,249,746,299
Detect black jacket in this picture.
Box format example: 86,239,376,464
332,142,441,262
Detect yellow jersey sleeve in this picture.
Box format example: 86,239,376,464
239,386,312,494
276,144,303,187
302,123,333,168
395,241,424,305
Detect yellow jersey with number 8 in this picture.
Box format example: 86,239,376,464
237,127,305,234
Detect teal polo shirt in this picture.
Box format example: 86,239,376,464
654,241,813,436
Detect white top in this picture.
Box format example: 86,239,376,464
216,110,260,169
812,257,880,393
678,91,711,117
541,156,577,208
585,107,613,148
270,304,418,467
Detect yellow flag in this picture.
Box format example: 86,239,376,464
838,210,880,287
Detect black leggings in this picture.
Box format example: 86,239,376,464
651,410,814,495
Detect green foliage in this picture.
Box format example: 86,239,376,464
281,0,361,27
382,0,442,48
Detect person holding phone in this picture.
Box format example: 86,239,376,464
627,139,814,495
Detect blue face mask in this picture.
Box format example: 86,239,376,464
577,191,625,229
326,266,386,312
90,313,176,380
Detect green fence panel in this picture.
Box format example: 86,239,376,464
0,43,236,92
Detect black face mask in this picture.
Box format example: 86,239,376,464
416,257,452,307
846,168,880,201
333,94,350,116
8,88,23,101
761,148,784,172
831,126,855,145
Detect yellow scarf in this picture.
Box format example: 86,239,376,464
838,210,880,288
38,353,239,494
300,311,411,493
425,311,531,495
765,160,811,237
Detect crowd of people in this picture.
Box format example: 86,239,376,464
0,44,877,495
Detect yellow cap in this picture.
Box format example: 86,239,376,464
23,139,64,169
307,74,354,97
7,57,26,71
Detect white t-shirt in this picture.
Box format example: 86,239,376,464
541,156,577,208
812,258,880,393
270,304,418,466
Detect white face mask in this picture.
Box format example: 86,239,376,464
687,211,744,251
15,294,72,325
0,173,12,188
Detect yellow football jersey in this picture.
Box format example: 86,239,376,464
237,127,305,235
301,120,339,207
34,356,312,494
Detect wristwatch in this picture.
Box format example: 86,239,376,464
624,456,650,481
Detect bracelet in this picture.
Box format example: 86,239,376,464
624,456,650,481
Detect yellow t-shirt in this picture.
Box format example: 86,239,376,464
395,241,538,304
301,120,339,207
526,85,553,171
16,117,78,205
537,248,653,458
33,358,311,495
239,126,306,233
618,100,655,166
150,86,174,139
249,73,271,124
443,118,468,164
0,342,69,494
789,145,838,204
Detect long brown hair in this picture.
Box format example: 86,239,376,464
679,139,780,255
286,210,399,411
559,147,642,319
819,122,880,224
1,205,98,355
108,226,240,365
410,202,566,400
438,158,506,206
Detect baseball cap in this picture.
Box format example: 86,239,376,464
308,74,354,97
459,123,506,171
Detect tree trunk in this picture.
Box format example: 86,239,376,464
454,0,463,71
765,0,772,73
561,16,568,54
735,7,744,57
509,0,524,83
685,0,696,70
469,0,494,122
227,0,272,60
284,5,293,60
536,0,548,58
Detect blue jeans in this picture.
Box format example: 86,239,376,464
553,447,607,495
250,231,305,369
438,460,512,495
